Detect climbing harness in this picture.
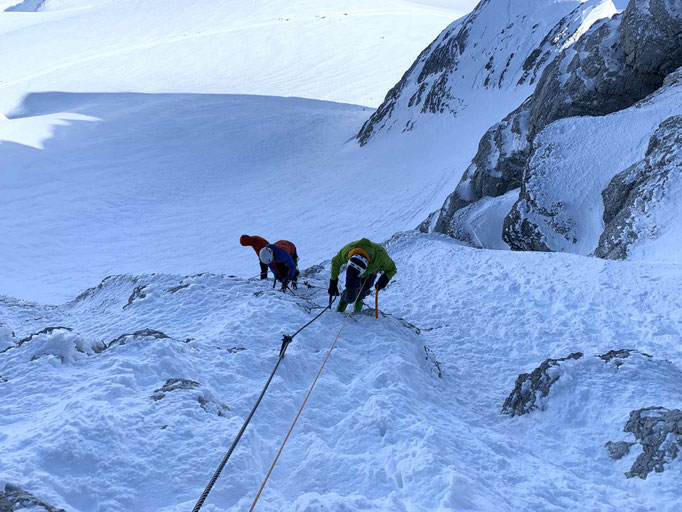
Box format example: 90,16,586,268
248,278,369,511
191,287,337,512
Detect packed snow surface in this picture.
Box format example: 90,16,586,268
2,233,682,511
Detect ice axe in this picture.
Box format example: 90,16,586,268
375,288,379,319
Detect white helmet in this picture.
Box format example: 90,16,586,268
348,254,368,273
259,246,274,264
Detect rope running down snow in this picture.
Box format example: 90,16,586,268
190,286,337,512
248,277,369,510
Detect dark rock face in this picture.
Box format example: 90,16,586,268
621,0,682,77
501,6,674,251
598,348,651,365
0,484,66,512
595,113,682,259
501,352,583,417
428,104,532,236
97,329,170,352
501,197,557,252
151,378,200,400
355,18,464,146
606,407,682,479
527,14,661,137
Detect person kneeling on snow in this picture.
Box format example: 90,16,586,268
240,235,299,290
327,238,396,313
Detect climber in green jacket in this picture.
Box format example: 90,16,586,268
327,238,397,313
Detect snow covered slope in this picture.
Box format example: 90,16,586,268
0,0,476,303
2,232,682,511
423,0,682,261
504,67,682,257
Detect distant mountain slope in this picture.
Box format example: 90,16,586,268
0,0,468,113
357,0,616,145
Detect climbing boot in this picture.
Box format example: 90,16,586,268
336,301,348,313
353,301,363,313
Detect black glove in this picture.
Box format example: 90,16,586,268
260,262,268,280
328,279,339,296
375,274,389,291
280,278,290,291
260,271,268,280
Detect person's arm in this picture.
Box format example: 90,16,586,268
376,247,397,280
259,262,268,279
280,250,297,280
330,243,352,280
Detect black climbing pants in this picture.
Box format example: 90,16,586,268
341,271,376,304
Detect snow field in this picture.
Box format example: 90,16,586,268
0,90,473,304
0,0,471,114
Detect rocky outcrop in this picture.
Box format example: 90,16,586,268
422,0,682,257
430,8,651,241
123,284,148,309
598,348,651,365
357,0,612,145
501,352,583,417
526,13,661,137
97,329,171,352
503,349,655,417
151,378,200,400
426,104,532,236
502,0,682,252
151,378,230,416
621,0,682,77
595,113,682,259
0,484,66,512
606,407,682,479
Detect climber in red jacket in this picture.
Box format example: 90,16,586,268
239,235,299,289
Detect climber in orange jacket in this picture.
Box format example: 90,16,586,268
240,235,299,289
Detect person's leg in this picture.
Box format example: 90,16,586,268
357,273,377,302
341,267,362,304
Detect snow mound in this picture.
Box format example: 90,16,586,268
0,269,442,511
503,348,682,481
4,233,682,509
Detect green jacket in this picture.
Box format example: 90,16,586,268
331,238,397,281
